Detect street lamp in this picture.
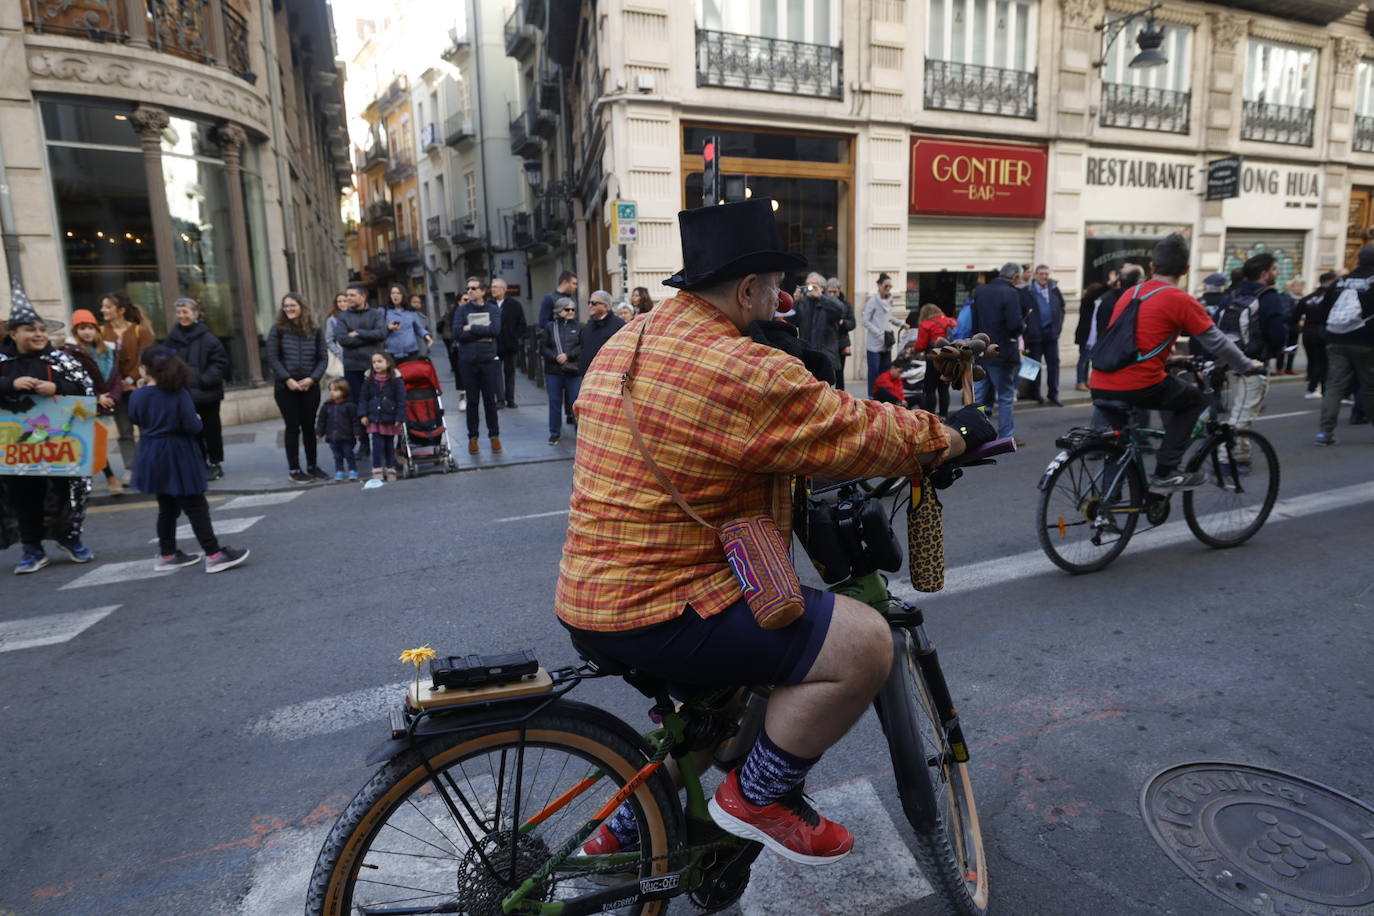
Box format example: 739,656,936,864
1094,3,1169,70
523,159,542,191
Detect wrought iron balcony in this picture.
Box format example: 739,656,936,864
510,113,540,158
365,252,391,276
1356,115,1374,153
536,193,570,242
695,29,842,100
426,215,446,243
529,91,556,139
450,218,481,248
538,63,561,111
384,150,415,185
1241,100,1314,146
378,75,408,112
445,113,475,147
924,59,1036,119
511,212,534,249
391,236,420,265
505,8,536,59
364,201,394,226
1100,83,1190,134
22,0,256,83
441,26,469,62
420,123,441,153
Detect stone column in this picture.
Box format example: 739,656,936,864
1197,12,1248,274
216,123,263,382
123,0,149,48
1325,37,1367,270
205,0,228,65
130,106,181,328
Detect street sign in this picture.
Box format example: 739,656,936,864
1206,155,1242,201
614,200,638,244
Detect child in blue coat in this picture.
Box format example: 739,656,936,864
129,347,249,572
358,351,406,485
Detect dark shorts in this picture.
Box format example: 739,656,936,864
566,586,835,688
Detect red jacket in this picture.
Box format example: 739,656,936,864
914,315,958,352
872,369,905,400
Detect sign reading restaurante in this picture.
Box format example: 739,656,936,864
909,137,1048,220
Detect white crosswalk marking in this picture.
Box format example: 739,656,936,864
891,480,1374,604
495,508,569,523
245,680,409,741
0,605,119,652
146,514,262,543
59,558,170,590
221,491,303,511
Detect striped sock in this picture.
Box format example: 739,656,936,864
736,730,821,807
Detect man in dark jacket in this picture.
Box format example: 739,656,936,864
491,277,527,408
579,289,624,374
1214,253,1287,464
539,271,579,327
335,283,386,458
1023,264,1066,405
1316,246,1374,444
454,278,502,453
795,272,845,385
970,262,1025,442
1296,269,1337,398
1,296,96,572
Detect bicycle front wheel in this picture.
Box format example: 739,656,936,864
876,628,989,916
1036,446,1143,574
307,705,681,916
1183,428,1280,548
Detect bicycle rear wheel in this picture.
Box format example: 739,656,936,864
876,628,988,916
306,705,681,916
1036,445,1143,574
1183,428,1279,548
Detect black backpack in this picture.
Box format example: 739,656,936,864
1090,283,1170,373
1209,291,1264,358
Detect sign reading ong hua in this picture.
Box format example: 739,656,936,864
909,137,1048,219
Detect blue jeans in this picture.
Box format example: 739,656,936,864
329,442,357,474
973,359,1017,439
370,433,396,470
546,373,581,437
1076,346,1091,386
866,350,891,397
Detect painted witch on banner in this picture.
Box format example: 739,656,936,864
0,395,99,476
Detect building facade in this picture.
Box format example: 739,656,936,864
545,0,1374,378
2,0,350,418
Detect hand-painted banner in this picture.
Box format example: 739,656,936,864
0,396,99,477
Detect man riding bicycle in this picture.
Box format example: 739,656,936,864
1090,233,1261,492
554,199,995,866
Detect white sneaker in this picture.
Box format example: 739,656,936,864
1303,391,1321,399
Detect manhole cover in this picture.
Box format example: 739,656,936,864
1141,763,1374,915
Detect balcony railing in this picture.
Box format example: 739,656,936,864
529,90,555,139
511,212,534,249
450,218,481,247
538,63,561,110
391,237,419,264
420,122,441,152
695,28,842,100
426,215,448,245
924,59,1036,119
364,201,394,225
1100,83,1190,134
22,0,256,83
441,26,469,61
1241,100,1314,146
444,112,475,147
384,151,415,185
505,8,536,58
1356,115,1374,153
365,252,391,275
510,112,540,157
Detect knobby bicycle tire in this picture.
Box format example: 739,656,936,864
875,629,989,916
1036,444,1143,574
306,707,682,916
1183,428,1280,548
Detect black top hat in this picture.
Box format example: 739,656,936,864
663,198,807,290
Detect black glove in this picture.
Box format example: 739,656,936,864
944,405,996,453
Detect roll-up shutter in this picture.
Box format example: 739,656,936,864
1223,229,1306,289
907,217,1038,272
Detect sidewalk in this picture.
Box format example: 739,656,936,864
89,370,576,503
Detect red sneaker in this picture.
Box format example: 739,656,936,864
581,823,625,856
708,768,853,865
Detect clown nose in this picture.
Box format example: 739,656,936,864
777,290,793,312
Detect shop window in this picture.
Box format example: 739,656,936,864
1224,229,1305,290
40,98,140,149
682,126,844,163
924,0,1038,119
1082,222,1189,289
1241,39,1316,146
1099,17,1192,134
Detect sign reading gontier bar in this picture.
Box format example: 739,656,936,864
910,137,1048,219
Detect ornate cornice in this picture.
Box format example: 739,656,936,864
1209,12,1247,54
1104,0,1204,27
1061,0,1101,29
1247,23,1327,50
25,36,269,135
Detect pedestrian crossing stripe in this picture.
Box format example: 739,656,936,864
0,605,119,652
221,491,303,511
147,515,263,543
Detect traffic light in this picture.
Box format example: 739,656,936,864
702,135,721,207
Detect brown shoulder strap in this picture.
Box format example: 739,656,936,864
619,316,716,530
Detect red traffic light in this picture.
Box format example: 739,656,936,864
703,140,716,162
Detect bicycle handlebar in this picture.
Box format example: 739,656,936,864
863,437,1018,499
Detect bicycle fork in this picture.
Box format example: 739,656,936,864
888,609,970,764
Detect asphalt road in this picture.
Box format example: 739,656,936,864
1,381,1370,916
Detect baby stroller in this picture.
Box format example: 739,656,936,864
397,358,458,477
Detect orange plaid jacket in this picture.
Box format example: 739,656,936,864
554,292,951,632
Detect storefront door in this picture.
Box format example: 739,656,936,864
1346,186,1373,269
